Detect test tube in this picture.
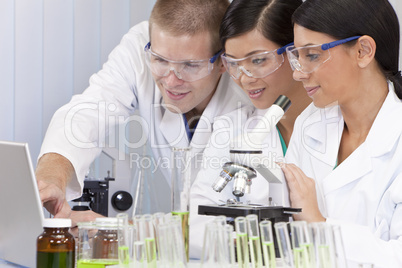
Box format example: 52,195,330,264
290,221,314,268
201,222,219,267
274,222,294,268
157,223,172,268
235,217,250,268
171,147,191,261
214,215,227,226
309,222,336,268
142,214,157,268
117,213,130,267
170,216,188,267
259,220,276,268
224,224,236,267
214,215,230,265
246,215,263,268
133,240,146,268
132,215,147,268
331,225,348,268
153,212,166,261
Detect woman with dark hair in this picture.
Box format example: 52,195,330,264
283,0,402,266
219,0,310,143
189,0,311,258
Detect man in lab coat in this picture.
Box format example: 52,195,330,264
35,0,250,218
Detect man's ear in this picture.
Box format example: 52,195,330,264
355,35,376,69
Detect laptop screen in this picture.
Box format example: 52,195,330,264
0,141,44,267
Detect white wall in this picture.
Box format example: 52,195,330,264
390,0,402,70
0,0,155,163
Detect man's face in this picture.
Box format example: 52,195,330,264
149,24,225,115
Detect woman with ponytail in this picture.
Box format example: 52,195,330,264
283,0,402,266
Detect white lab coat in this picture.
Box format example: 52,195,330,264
39,21,251,201
189,106,286,258
286,82,402,267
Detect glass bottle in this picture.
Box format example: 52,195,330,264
92,217,119,260
36,218,75,268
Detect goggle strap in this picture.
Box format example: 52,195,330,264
210,50,223,63
144,42,151,51
321,36,361,50
277,42,294,55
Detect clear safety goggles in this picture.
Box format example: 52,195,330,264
285,36,361,74
144,42,222,82
221,43,293,80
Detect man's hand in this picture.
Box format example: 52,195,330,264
36,153,75,217
281,163,326,222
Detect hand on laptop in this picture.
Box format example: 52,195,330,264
36,153,75,216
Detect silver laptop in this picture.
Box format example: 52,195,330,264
0,141,44,267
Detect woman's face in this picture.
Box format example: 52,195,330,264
291,24,359,108
224,29,298,109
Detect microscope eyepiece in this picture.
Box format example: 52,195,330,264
274,95,291,112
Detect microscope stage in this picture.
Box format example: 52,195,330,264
198,204,301,222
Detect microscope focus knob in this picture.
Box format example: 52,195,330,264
111,191,133,211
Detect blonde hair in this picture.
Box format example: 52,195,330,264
149,0,229,53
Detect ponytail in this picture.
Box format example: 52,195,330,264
390,71,402,99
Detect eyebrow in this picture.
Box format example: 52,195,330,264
225,49,270,59
300,43,318,47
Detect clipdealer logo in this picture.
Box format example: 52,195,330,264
63,100,284,161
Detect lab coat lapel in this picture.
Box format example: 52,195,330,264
322,143,372,195
189,115,212,158
159,107,189,149
302,104,343,168
189,89,220,158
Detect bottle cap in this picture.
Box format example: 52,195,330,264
43,218,72,228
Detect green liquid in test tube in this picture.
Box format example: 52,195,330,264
143,215,157,268
291,221,313,268
171,147,191,261
246,215,263,268
145,237,157,268
235,217,249,268
318,245,332,268
262,242,276,268
260,220,276,268
117,213,131,267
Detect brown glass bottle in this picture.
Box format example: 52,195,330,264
37,218,75,268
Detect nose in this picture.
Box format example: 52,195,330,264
292,69,309,81
237,65,256,81
163,68,185,87
239,70,258,85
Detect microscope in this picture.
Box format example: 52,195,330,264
198,95,301,251
71,172,115,217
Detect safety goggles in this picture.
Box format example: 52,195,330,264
144,42,222,82
221,43,293,80
286,36,361,74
